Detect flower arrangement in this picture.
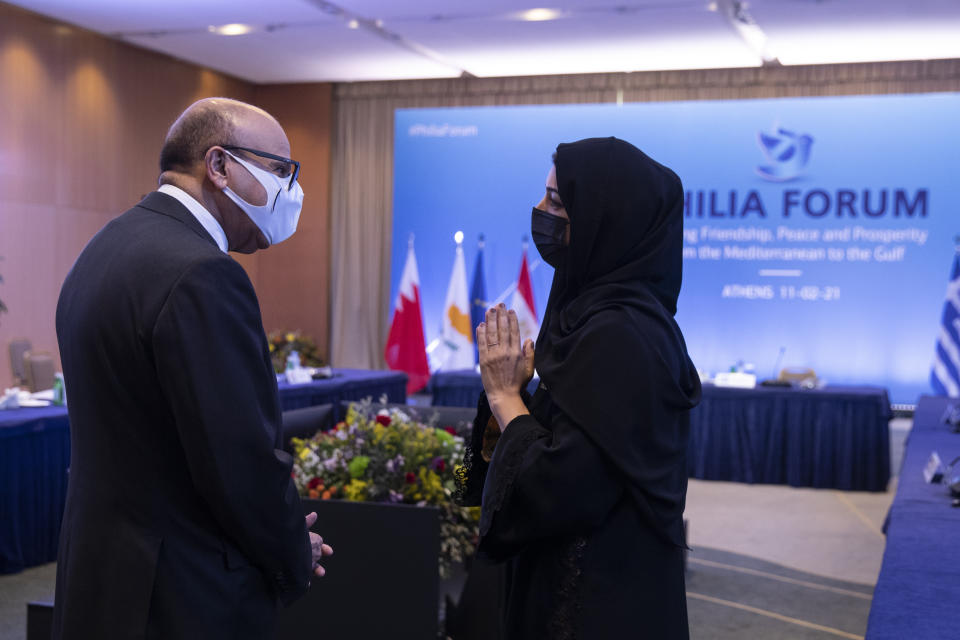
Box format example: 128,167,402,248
291,398,480,578
268,330,324,373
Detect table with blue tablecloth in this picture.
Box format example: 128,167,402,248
429,371,891,491
429,369,538,409
0,406,71,574
866,395,960,638
278,368,407,418
690,384,891,491
0,368,407,575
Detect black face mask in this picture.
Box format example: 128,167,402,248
531,207,569,268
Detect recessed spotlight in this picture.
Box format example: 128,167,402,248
518,8,563,22
707,2,719,11
454,231,464,244
208,23,253,36
347,19,359,29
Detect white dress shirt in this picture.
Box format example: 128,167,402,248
157,184,228,253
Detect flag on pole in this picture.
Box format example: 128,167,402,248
436,233,475,371
931,250,960,397
470,235,488,364
384,237,430,394
510,242,539,345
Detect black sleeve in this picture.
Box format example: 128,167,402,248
476,408,625,563
152,256,312,604
458,389,533,507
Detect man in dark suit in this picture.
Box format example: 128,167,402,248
53,98,332,639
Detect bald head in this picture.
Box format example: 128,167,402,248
159,98,279,174
156,98,297,253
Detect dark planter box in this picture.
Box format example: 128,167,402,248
276,499,440,640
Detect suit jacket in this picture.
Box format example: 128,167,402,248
53,192,312,639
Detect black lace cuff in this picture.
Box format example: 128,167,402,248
478,414,549,537
455,389,533,507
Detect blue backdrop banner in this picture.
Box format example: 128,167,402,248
392,93,960,404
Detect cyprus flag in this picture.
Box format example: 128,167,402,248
437,234,475,370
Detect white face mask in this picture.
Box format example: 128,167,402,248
222,150,304,246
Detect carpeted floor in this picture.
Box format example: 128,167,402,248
687,546,872,639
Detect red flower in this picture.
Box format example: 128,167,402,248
405,472,417,484
308,477,323,490
444,426,457,436
435,459,446,473
376,414,392,426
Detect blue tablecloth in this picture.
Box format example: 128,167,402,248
0,406,71,574
429,369,538,408
866,395,960,638
689,384,891,491
278,368,408,419
0,369,407,575
429,371,891,491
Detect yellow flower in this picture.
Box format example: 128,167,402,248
285,332,296,343
344,479,369,501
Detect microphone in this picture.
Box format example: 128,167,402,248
772,346,786,380
760,346,791,387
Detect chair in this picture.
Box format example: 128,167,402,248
281,404,335,453
778,367,817,384
8,338,32,386
24,353,55,392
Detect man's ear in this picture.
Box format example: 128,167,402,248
205,147,229,189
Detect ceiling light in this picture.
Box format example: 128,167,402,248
347,19,360,29
518,8,563,22
208,23,253,36
707,2,719,11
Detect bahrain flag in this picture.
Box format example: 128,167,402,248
384,241,430,393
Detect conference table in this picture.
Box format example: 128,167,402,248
0,368,407,575
0,406,70,574
430,370,891,491
865,395,960,638
277,368,407,417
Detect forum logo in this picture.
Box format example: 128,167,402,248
755,123,814,182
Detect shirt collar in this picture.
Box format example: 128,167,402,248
157,184,228,253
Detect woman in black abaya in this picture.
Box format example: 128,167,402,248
462,137,701,639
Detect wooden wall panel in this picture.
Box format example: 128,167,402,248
251,83,333,359
0,3,338,390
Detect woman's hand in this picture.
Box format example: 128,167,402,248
477,304,535,430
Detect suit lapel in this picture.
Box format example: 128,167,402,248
137,191,220,249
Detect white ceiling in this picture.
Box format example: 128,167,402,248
9,0,960,83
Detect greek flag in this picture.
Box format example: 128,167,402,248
931,252,960,397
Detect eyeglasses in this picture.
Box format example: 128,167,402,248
221,145,300,190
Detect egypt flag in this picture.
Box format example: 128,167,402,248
436,238,475,371
931,251,960,397
510,250,539,344
384,241,430,394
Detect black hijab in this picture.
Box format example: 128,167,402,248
536,137,701,547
